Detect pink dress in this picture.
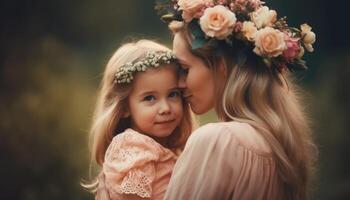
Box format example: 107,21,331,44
165,122,281,200
96,128,177,200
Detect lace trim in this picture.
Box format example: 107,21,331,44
116,168,153,198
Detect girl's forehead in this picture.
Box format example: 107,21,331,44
130,67,178,98
130,66,179,94
136,64,178,81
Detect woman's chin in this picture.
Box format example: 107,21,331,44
189,103,210,115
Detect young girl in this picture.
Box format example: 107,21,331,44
85,40,194,200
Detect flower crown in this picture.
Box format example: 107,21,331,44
114,51,177,84
155,0,316,71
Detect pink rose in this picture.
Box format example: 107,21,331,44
178,0,212,22
199,5,237,39
253,27,287,57
236,0,247,3
234,21,243,33
248,0,262,10
217,0,227,4
282,35,301,60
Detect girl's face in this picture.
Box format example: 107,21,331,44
127,65,183,139
173,33,216,115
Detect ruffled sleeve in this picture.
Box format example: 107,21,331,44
102,129,161,200
165,122,277,200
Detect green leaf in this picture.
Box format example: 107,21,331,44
189,20,205,38
155,0,175,16
192,37,207,50
294,59,308,70
160,14,175,23
155,0,171,4
287,59,308,71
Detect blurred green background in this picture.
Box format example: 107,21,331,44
1,0,349,199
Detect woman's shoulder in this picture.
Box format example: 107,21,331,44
189,121,272,156
190,121,253,140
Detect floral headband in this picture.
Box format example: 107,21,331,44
114,51,177,84
155,0,316,72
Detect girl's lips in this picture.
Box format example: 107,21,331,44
155,119,176,124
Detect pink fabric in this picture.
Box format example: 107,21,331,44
96,129,177,200
165,122,282,200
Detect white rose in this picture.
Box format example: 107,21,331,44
253,27,287,57
241,21,257,41
304,44,314,52
199,5,236,39
251,6,277,29
300,23,316,52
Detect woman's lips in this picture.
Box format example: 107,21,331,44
183,94,192,100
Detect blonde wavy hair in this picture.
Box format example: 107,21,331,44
83,39,195,192
170,21,318,200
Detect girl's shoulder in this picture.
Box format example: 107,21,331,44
189,122,272,157
110,128,161,150
102,129,176,199
105,128,176,164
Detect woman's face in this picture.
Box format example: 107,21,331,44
173,33,216,115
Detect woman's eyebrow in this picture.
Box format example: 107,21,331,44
168,87,180,92
177,58,189,65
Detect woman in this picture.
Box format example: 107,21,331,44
155,1,318,199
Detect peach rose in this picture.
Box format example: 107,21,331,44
300,23,316,52
178,0,212,22
199,5,237,39
254,27,287,57
251,6,277,28
241,21,257,41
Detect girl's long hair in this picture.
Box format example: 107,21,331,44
170,22,317,200
82,39,195,192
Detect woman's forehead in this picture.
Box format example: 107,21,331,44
173,42,198,65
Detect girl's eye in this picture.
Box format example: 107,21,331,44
143,95,156,102
169,90,181,98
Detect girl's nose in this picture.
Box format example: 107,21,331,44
158,100,171,115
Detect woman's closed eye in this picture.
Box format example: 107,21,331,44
179,66,189,76
169,90,181,98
